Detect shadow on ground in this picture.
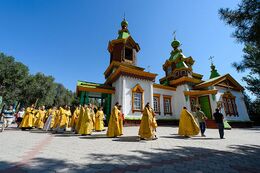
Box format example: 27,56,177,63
1,144,260,173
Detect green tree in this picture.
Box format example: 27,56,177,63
53,83,78,107
219,0,260,122
0,53,29,106
219,0,260,98
0,52,79,108
22,73,57,107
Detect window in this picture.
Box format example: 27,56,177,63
163,96,172,115
153,94,160,113
133,93,142,110
125,48,133,61
222,91,238,116
132,84,144,112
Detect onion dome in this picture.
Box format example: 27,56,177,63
171,39,180,48
121,18,128,27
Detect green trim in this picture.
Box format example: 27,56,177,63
117,32,130,39
224,120,232,129
125,117,141,120
211,94,216,101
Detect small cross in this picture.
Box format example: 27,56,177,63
209,56,214,64
123,12,126,20
173,30,177,40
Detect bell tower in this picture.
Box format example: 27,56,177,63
108,18,140,66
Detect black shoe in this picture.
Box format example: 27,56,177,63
140,138,145,140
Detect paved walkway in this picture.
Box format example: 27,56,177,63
0,126,260,173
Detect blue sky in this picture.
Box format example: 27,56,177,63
0,0,249,95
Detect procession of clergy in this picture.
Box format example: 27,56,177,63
19,102,203,140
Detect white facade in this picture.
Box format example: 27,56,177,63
215,86,250,121
111,75,250,122
112,76,153,120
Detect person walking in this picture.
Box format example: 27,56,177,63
138,102,157,140
178,107,200,138
95,106,105,132
107,102,120,138
195,107,207,137
213,108,224,139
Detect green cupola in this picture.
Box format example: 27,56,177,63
171,37,181,49
210,63,220,79
118,18,130,39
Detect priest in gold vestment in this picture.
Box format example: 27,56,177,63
95,106,105,131
178,107,200,137
20,104,36,130
106,103,120,137
138,102,157,140
78,104,92,135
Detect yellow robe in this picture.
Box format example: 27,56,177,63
138,107,156,139
19,107,35,128
90,109,95,130
33,109,39,127
79,108,92,135
75,107,84,133
106,106,120,137
70,107,80,128
178,109,200,136
52,109,61,129
35,110,46,129
118,111,123,135
58,108,71,129
95,110,104,131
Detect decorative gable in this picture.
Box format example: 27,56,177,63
132,84,144,93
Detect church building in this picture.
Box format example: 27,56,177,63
76,19,250,126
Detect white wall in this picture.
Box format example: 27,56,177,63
153,87,176,119
111,77,122,107
173,84,191,119
215,86,250,121
112,76,153,119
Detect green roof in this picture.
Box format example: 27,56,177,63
77,80,103,88
176,61,188,68
117,31,130,39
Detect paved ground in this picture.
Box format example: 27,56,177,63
0,125,260,173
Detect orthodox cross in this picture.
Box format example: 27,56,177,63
123,12,126,20
209,56,214,64
173,30,177,40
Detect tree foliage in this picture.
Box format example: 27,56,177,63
0,52,78,108
219,0,260,120
219,0,260,97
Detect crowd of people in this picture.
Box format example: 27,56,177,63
0,102,225,140
17,104,107,135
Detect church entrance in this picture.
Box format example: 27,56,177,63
76,81,115,122
79,91,111,118
198,95,212,119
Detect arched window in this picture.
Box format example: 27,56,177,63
132,84,144,113
222,91,238,116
